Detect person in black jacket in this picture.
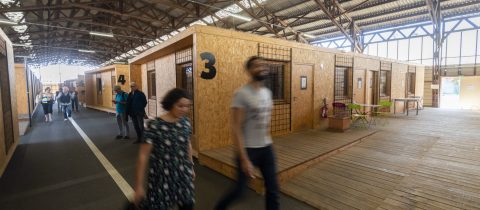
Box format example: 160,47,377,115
58,86,73,121
71,88,80,112
127,82,148,144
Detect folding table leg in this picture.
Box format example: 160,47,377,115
406,101,409,116
416,101,419,115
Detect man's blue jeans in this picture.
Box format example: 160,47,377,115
61,104,72,119
215,145,279,210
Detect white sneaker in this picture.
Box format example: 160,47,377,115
64,119,68,121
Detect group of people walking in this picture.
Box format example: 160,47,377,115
40,57,280,210
132,56,279,210
112,82,148,144
40,86,80,122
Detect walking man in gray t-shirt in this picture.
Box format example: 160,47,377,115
215,56,279,210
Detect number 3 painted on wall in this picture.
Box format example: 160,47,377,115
200,52,216,80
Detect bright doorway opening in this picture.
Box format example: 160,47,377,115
441,76,480,110
440,77,461,109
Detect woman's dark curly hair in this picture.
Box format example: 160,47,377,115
161,88,191,111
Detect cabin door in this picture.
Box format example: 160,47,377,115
0,41,14,153
292,64,314,132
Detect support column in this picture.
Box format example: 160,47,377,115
426,0,443,107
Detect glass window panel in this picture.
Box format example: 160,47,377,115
264,61,287,100
398,39,409,61
447,32,461,57
147,71,156,99
364,45,370,55
409,38,422,61
387,41,397,59
369,43,378,56
422,59,433,65
446,57,460,65
411,60,422,64
461,56,476,65
422,36,433,59
461,30,477,56
378,42,388,58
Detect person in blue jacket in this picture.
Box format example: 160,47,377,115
113,85,130,140
127,82,147,144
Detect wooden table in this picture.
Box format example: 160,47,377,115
393,98,421,116
355,103,382,110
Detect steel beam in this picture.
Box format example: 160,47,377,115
313,0,364,52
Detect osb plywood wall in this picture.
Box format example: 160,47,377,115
391,63,409,113
353,69,366,104
101,70,114,109
115,65,131,93
195,32,256,151
141,64,148,114
85,74,94,106
195,28,341,151
423,67,433,107
14,64,28,116
130,64,143,92
155,54,177,116
459,76,480,108
415,66,425,98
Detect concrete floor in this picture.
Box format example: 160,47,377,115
0,107,314,210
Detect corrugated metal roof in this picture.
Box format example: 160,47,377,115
229,0,480,41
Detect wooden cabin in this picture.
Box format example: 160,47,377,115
15,64,42,119
85,64,140,113
76,75,86,106
14,63,42,135
0,29,20,177
129,25,425,156
63,79,76,90
42,83,61,94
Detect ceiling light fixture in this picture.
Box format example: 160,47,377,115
229,13,252,22
0,18,18,25
303,33,317,39
12,43,33,48
78,49,96,53
89,31,114,38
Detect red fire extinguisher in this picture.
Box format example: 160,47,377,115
321,97,328,118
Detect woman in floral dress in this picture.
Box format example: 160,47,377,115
134,88,195,210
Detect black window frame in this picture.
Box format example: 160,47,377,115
380,70,391,97
147,70,156,99
264,60,288,102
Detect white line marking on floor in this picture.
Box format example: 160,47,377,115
69,117,134,201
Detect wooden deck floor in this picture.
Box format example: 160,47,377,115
282,108,480,209
199,126,376,191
